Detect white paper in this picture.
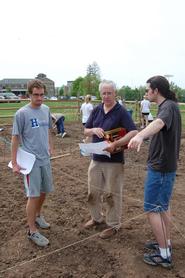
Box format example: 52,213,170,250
79,141,111,157
8,147,36,175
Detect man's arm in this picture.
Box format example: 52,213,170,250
128,118,165,152
104,130,138,153
11,135,21,173
48,129,53,156
84,127,104,138
140,101,143,112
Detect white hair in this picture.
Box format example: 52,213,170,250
99,80,117,92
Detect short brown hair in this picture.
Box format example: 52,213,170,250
27,79,46,94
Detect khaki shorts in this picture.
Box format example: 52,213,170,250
24,162,54,197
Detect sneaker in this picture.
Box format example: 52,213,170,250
145,241,159,251
145,241,172,253
28,231,49,247
62,132,67,138
35,215,50,229
56,133,62,137
143,252,172,269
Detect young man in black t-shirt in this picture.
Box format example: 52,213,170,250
128,75,181,269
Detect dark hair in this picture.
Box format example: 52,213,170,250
27,79,46,94
146,75,177,102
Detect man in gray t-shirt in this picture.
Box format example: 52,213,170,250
11,79,54,247
128,76,181,269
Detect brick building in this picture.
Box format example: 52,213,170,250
0,73,55,97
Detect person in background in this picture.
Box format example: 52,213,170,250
140,94,151,128
80,94,94,143
83,80,137,239
148,112,154,123
128,75,181,269
80,95,94,126
117,96,123,105
52,113,67,138
11,79,54,247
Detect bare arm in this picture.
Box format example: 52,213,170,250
104,130,138,153
84,127,104,138
140,102,143,112
11,135,21,173
128,118,165,152
48,129,53,156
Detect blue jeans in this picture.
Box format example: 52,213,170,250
144,168,176,212
56,116,65,134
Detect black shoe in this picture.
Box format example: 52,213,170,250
143,252,172,269
145,241,172,253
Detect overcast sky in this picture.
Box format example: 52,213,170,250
0,0,185,89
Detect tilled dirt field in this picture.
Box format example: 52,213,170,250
0,122,185,278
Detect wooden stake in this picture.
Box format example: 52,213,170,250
50,153,71,160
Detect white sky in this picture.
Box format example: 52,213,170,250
0,0,185,89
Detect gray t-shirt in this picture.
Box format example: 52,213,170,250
148,99,181,172
12,103,52,166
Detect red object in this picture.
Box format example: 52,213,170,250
104,127,128,152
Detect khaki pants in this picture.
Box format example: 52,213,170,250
88,160,124,229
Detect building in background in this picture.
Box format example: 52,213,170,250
35,73,55,97
0,78,31,96
0,73,55,98
67,81,73,95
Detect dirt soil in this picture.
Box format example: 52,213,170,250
0,122,185,278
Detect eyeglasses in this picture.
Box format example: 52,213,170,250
101,92,113,96
32,93,44,97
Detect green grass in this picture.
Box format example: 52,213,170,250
0,100,80,112
1,100,185,128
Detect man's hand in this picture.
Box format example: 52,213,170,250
128,134,144,152
92,128,104,138
12,163,25,174
49,146,54,156
104,141,117,153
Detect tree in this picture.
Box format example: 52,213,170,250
117,88,125,99
170,82,185,102
119,85,146,101
71,77,84,97
87,61,101,79
83,62,101,97
82,75,100,97
59,86,64,96
138,86,146,100
121,86,133,100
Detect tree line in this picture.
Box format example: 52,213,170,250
58,62,185,102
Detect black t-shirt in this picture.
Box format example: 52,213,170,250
148,99,181,172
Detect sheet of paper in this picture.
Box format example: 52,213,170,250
79,141,111,157
8,147,36,175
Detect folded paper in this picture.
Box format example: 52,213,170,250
8,147,36,175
